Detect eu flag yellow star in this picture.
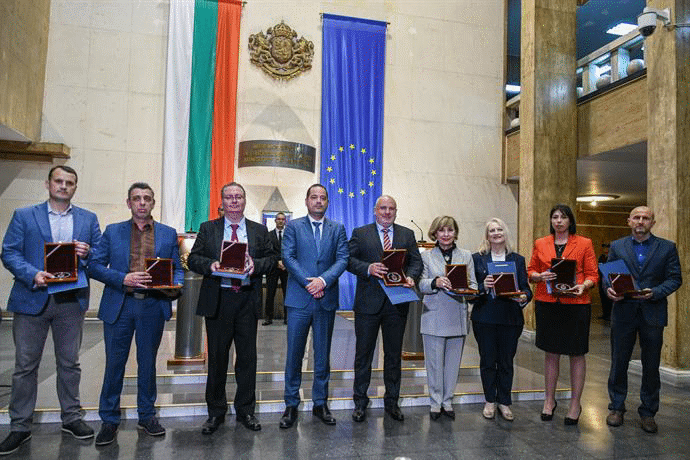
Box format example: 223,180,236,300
369,158,374,164
330,154,336,161
326,166,333,172
371,170,377,175
360,148,366,154
360,189,366,195
349,144,355,150
338,146,344,152
338,188,344,194
348,192,355,198
330,178,335,184
368,181,374,187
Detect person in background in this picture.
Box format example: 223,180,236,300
264,212,288,325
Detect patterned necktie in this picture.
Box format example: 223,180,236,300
382,227,391,250
230,224,241,290
313,222,321,253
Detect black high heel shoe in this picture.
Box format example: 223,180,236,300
540,400,557,421
564,406,582,426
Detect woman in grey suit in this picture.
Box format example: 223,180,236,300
419,216,477,420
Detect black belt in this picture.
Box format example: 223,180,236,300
126,291,152,300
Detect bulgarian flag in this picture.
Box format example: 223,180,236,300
162,0,242,232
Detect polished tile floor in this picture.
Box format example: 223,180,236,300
0,314,688,459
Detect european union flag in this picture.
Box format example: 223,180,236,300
320,14,387,309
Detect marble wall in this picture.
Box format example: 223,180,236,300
0,0,514,309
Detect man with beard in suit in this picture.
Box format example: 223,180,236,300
279,184,348,428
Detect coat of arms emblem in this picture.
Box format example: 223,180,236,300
248,22,314,81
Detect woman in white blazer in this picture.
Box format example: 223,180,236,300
418,216,477,420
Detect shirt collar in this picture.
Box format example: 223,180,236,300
631,235,652,245
376,222,393,233
47,201,72,216
308,215,325,225
225,216,246,230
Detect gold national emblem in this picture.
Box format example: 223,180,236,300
248,22,314,81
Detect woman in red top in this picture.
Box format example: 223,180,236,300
528,204,598,425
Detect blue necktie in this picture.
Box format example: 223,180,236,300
313,222,321,253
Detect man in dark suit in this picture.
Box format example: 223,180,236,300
188,182,276,434
0,165,101,455
605,206,682,433
347,195,422,422
263,212,288,325
279,184,348,428
88,182,184,445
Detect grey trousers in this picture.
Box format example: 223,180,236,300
422,334,465,411
10,295,85,431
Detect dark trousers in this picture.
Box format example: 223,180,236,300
608,309,664,417
205,288,258,418
100,296,165,424
353,300,407,408
265,268,287,320
472,322,522,406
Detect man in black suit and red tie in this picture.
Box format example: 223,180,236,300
188,182,277,434
263,212,288,325
605,206,682,434
347,195,422,422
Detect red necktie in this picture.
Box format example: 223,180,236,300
230,224,241,291
383,228,391,250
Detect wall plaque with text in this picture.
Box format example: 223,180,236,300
238,140,315,172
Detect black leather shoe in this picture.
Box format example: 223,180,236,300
441,407,456,420
237,414,261,431
313,404,336,425
352,407,366,423
429,411,441,421
262,319,273,326
201,415,225,435
279,407,298,429
0,431,31,455
385,405,404,422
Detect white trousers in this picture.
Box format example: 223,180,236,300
422,334,465,411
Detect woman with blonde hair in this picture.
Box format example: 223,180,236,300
418,216,477,420
472,218,532,421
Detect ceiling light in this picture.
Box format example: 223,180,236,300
576,194,619,203
606,23,637,36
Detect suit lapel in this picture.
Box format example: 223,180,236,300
34,203,52,242
71,206,82,241
622,237,640,277
562,234,577,260
370,223,384,254
153,221,163,256
122,220,132,269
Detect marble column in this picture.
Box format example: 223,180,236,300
518,0,579,329
645,0,690,368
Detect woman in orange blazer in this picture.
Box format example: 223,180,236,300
528,204,598,426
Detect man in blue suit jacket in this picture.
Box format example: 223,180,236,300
88,183,183,446
0,165,101,454
605,206,682,434
279,184,348,428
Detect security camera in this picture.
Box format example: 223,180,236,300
637,7,671,37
